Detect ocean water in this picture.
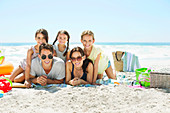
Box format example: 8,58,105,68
0,42,170,70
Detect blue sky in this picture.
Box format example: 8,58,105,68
0,0,170,43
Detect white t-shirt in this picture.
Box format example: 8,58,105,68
30,57,65,80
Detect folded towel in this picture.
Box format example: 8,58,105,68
122,52,141,72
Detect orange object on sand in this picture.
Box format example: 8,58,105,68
114,82,120,85
0,61,14,75
0,56,5,64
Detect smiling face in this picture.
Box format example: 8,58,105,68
57,33,68,45
71,51,85,68
35,33,47,46
39,49,53,68
81,35,95,50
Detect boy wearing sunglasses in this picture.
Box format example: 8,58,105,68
29,43,65,86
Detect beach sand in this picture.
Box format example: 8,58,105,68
0,61,170,113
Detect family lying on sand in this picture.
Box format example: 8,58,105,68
9,29,116,87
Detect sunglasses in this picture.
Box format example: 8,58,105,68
41,54,53,60
71,56,82,62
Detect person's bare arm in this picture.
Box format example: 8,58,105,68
86,62,93,84
24,48,34,87
92,53,101,83
47,78,64,84
65,61,72,85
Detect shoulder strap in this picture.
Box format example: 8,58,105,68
115,51,124,61
71,63,74,79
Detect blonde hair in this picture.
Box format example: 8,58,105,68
81,30,94,40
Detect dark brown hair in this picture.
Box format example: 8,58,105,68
35,28,49,43
39,43,53,55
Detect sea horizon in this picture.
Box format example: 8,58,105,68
1,41,170,71
1,42,170,46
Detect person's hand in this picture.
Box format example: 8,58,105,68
37,75,47,86
72,77,81,86
24,80,31,88
73,77,79,81
24,80,32,88
69,79,74,85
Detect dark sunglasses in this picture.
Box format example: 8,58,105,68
71,56,82,62
41,54,53,60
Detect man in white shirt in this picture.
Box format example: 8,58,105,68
29,43,65,86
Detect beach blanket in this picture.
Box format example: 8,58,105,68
31,75,135,89
31,80,120,89
30,73,137,92
32,83,97,88
31,83,98,93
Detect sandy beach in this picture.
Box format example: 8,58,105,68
0,60,170,113
0,85,169,113
1,0,170,112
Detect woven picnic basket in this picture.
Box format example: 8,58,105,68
150,72,170,89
